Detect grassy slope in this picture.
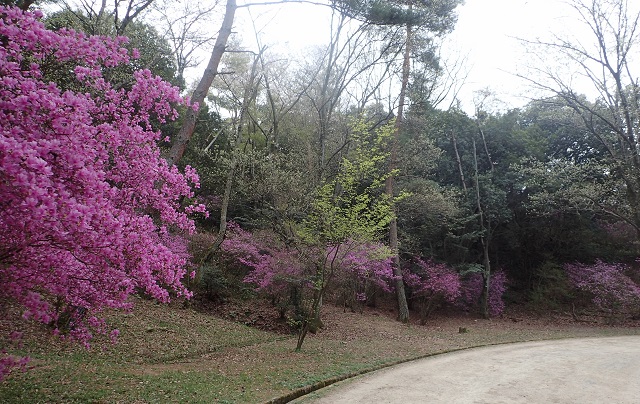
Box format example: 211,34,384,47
1,299,639,403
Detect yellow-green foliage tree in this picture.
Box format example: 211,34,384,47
294,119,405,350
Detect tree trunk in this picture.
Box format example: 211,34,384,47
296,287,322,351
199,159,236,266
167,0,237,166
472,137,491,319
295,321,309,351
478,125,494,173
480,237,491,319
386,20,412,324
450,130,467,193
197,48,260,282
317,13,345,175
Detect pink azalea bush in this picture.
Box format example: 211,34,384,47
403,258,461,323
327,241,395,308
456,270,508,317
222,222,305,293
221,223,395,313
564,260,640,319
0,7,205,379
220,222,310,322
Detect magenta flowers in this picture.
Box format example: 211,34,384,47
403,258,461,323
0,7,205,378
565,260,640,320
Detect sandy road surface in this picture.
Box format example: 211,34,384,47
294,336,640,403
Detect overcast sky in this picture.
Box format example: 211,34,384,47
48,0,637,116
444,0,576,112
236,0,583,113
220,0,640,115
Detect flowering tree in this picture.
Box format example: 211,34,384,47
456,269,508,317
215,121,398,350
565,260,640,321
403,258,461,324
0,7,205,379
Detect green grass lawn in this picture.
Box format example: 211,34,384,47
2,299,639,403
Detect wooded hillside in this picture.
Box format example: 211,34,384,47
2,0,640,380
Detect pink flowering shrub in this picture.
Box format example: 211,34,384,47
221,222,305,293
218,222,308,321
403,258,461,324
564,260,640,321
0,7,205,379
456,270,508,317
327,241,395,311
220,223,395,317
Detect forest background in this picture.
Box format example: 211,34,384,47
2,0,640,386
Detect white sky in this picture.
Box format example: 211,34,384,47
445,0,575,112
234,0,579,113
203,0,639,115
55,0,637,114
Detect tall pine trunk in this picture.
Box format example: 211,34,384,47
472,137,491,319
386,20,412,323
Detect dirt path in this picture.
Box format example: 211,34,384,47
294,336,640,403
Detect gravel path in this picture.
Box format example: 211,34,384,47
294,336,640,403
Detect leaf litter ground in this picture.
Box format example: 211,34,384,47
2,297,639,403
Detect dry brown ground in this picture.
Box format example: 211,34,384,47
2,297,640,403
205,296,640,345
139,299,640,402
